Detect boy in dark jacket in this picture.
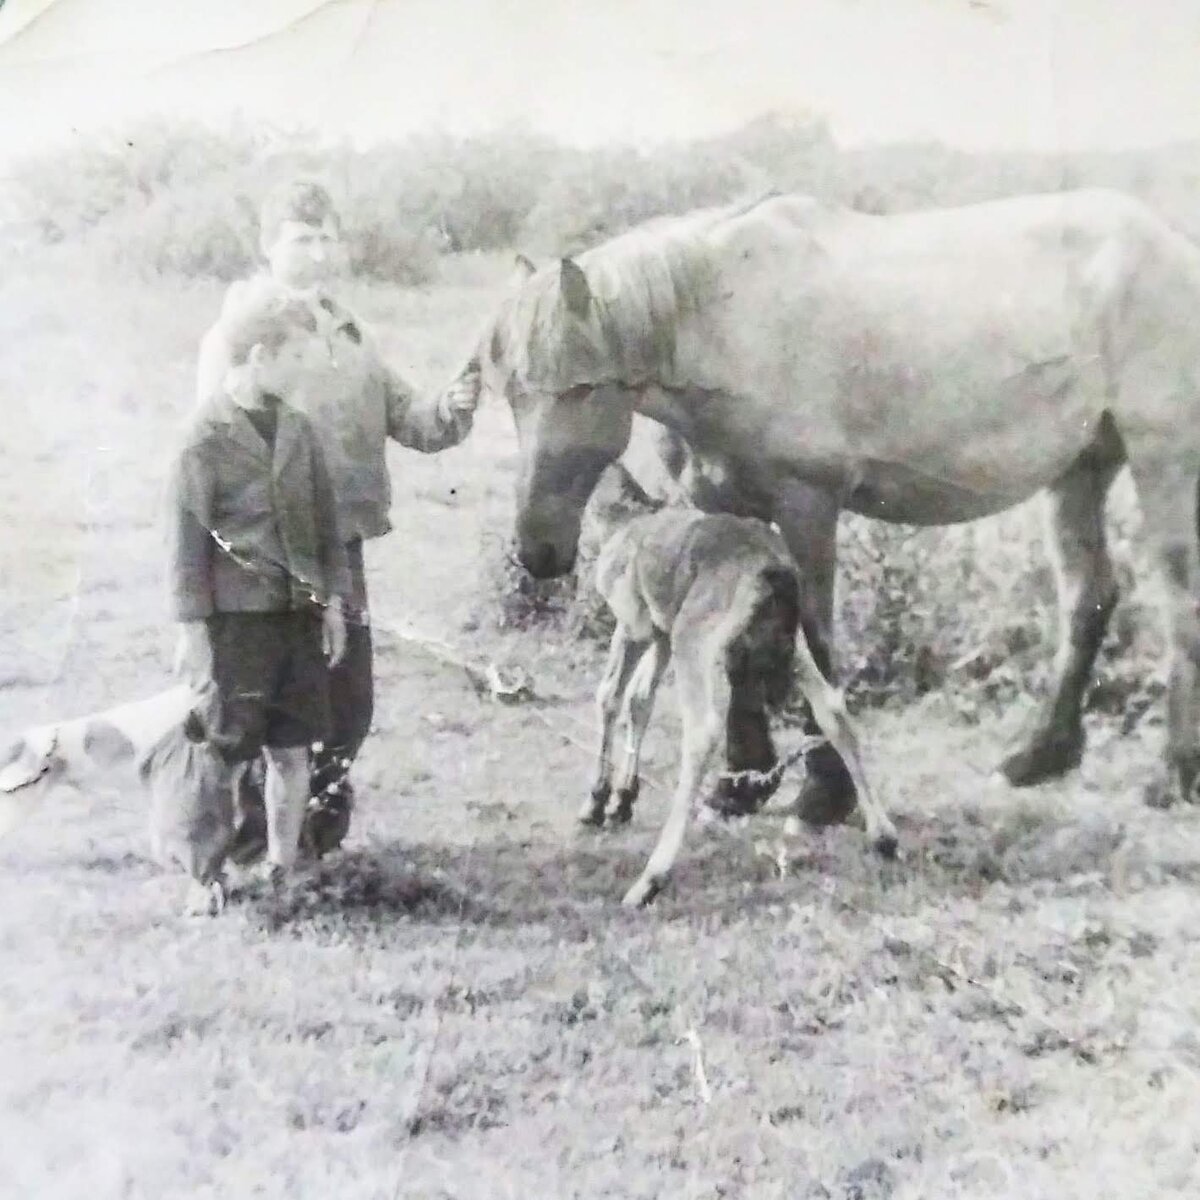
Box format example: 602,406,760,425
168,284,350,885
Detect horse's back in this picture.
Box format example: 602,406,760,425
719,186,1175,254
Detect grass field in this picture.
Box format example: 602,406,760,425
3,253,1200,1199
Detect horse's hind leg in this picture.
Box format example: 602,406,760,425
1125,456,1200,807
1002,435,1123,786
610,632,670,824
622,639,726,907
583,627,648,826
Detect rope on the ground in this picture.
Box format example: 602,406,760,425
373,612,828,798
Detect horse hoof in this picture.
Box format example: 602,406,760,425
999,730,1083,787
709,771,777,816
791,742,857,825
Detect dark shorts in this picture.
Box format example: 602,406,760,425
196,611,331,762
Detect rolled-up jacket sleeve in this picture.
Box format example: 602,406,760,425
165,446,215,621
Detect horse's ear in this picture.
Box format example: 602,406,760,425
559,258,592,317
513,253,537,278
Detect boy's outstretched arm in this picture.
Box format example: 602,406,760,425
384,358,481,453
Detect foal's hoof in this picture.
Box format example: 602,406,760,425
622,875,664,907
794,744,857,826
872,831,900,860
999,728,1084,787
578,806,606,828
578,788,609,827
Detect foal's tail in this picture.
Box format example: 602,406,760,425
729,564,801,711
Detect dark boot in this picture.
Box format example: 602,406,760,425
302,769,355,857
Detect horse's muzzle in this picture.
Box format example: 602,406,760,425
521,540,573,580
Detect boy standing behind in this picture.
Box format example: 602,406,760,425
168,285,350,888
195,179,480,857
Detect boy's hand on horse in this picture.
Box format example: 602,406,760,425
322,601,347,667
443,361,481,417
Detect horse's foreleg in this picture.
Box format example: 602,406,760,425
1001,445,1122,786
711,672,778,815
1126,457,1200,808
622,642,725,907
583,628,647,826
610,632,670,824
773,481,857,825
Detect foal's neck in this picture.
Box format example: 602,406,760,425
587,463,664,541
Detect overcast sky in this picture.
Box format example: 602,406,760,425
2,0,1200,165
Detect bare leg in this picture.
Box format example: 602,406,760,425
1002,437,1123,785
1125,458,1200,807
610,633,671,824
582,628,649,825
773,481,857,825
262,745,310,874
623,639,726,907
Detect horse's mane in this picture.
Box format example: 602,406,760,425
495,193,784,391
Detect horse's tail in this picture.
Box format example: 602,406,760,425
728,564,801,711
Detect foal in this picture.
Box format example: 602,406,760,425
584,465,898,907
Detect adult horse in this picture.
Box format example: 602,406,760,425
463,189,1200,818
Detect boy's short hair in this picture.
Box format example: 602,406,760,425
259,179,341,249
221,280,319,367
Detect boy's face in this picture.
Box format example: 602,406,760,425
263,217,344,289
229,337,309,408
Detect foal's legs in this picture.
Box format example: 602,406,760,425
773,481,858,825
583,627,649,825
622,638,727,907
790,630,899,856
610,632,670,824
1125,457,1200,806
1002,439,1124,785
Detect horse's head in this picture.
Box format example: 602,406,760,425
475,254,637,578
